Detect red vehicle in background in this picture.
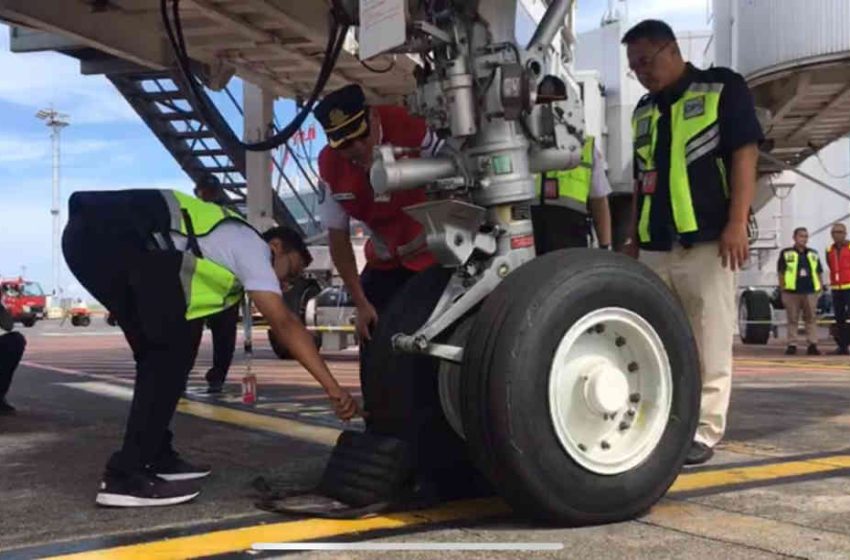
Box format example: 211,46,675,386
0,277,47,327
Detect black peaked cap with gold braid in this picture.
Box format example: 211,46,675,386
313,84,371,149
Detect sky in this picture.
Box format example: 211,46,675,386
0,0,707,298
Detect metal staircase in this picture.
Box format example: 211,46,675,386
107,70,322,237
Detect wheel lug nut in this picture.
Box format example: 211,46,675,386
619,421,630,430
628,362,639,373
578,443,587,451
601,440,610,450
629,393,641,403
594,324,606,334
627,409,636,417
615,336,626,347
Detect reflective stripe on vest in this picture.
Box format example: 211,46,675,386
633,84,725,243
783,249,822,292
533,136,595,213
160,190,252,321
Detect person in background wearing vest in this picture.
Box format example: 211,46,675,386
62,189,360,508
313,84,440,405
621,20,763,466
193,176,239,393
532,135,613,252
827,223,850,355
778,227,824,356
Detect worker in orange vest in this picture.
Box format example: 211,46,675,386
826,222,850,355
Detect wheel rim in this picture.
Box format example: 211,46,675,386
548,307,673,475
738,295,748,338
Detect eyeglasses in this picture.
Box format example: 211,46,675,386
626,42,672,79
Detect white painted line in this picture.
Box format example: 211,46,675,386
22,362,89,376
58,381,134,400
24,360,341,446
252,542,564,551
39,332,125,337
21,361,134,385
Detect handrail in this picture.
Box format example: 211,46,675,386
222,85,322,233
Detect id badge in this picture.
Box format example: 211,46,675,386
543,178,559,199
641,171,658,195
373,192,391,203
800,268,809,278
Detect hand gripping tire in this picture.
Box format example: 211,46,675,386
461,249,700,525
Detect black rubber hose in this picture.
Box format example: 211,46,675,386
160,0,348,152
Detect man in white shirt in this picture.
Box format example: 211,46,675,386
63,188,360,508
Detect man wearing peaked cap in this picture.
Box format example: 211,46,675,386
313,83,443,415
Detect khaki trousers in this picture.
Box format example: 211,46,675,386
640,242,736,448
780,292,818,346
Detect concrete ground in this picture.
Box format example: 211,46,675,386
2,319,850,559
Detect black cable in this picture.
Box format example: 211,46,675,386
359,56,395,74
160,0,347,152
815,148,850,179
225,84,321,192
172,0,344,152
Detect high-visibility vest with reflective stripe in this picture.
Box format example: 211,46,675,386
826,242,850,290
782,248,822,293
161,190,255,321
632,82,730,245
533,136,594,214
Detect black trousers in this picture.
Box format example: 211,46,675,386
205,303,239,385
834,289,850,350
0,331,25,400
531,204,591,254
358,266,417,404
63,216,204,476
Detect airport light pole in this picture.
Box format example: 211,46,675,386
36,108,70,298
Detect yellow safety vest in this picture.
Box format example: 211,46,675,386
161,190,253,321
534,136,595,214
632,82,730,245
782,249,822,293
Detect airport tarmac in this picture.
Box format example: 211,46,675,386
3,319,850,559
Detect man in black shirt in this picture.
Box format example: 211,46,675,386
778,227,824,355
622,20,763,465
193,176,239,393
0,302,25,414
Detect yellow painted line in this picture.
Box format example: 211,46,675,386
307,325,357,333
39,453,850,560
43,498,510,560
735,359,850,371
671,454,850,492
176,399,340,447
